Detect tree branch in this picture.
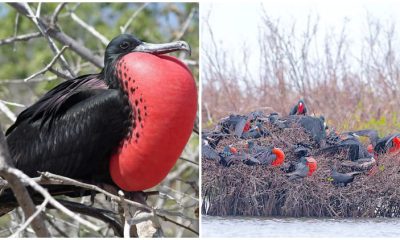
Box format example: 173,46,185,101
0,32,42,46
24,45,69,82
8,2,104,69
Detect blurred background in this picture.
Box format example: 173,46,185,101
0,2,198,237
202,0,400,135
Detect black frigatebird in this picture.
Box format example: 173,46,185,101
289,99,307,115
294,115,326,146
202,139,220,162
319,136,372,162
351,129,400,155
247,141,285,166
330,167,363,187
287,156,317,180
5,34,197,192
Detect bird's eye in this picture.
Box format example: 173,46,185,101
120,42,130,49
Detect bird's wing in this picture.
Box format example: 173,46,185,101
289,105,297,115
6,74,107,134
234,117,247,137
6,85,131,181
353,129,379,146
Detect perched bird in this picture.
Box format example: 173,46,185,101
287,157,317,180
248,142,285,166
293,144,312,158
330,167,362,187
202,139,220,162
352,130,400,155
219,114,249,137
289,99,307,115
319,136,372,162
5,34,197,192
242,123,269,139
219,146,239,167
294,115,326,146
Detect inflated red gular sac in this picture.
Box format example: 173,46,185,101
109,39,197,191
5,34,197,194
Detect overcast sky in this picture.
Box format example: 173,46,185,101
202,0,400,79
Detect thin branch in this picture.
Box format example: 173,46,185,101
158,214,198,235
0,32,42,46
9,2,104,68
10,197,49,238
70,12,109,46
9,3,75,78
51,2,67,26
0,100,25,108
38,172,151,211
174,7,196,41
7,168,101,232
120,3,150,33
24,45,69,82
0,101,17,122
179,157,198,166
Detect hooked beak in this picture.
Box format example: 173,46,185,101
134,41,191,56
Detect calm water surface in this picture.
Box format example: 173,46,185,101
202,215,400,237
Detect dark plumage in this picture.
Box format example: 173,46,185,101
287,157,309,180
319,136,372,161
331,168,362,187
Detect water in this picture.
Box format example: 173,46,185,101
202,215,400,237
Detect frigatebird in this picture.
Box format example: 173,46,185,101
319,136,372,162
247,141,285,166
350,129,400,155
5,34,197,192
330,167,362,187
287,156,317,180
289,99,307,115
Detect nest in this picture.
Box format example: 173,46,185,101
202,116,400,218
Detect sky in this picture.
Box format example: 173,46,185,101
202,0,400,80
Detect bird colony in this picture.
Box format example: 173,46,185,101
202,100,400,217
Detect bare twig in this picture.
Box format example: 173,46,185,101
69,12,109,46
10,197,49,238
120,3,150,34
13,3,75,78
9,2,104,68
0,32,42,46
0,100,25,108
174,7,196,41
51,2,68,26
24,45,69,82
38,172,150,211
7,168,101,232
0,101,17,122
179,157,198,166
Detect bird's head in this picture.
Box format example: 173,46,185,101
104,34,190,70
